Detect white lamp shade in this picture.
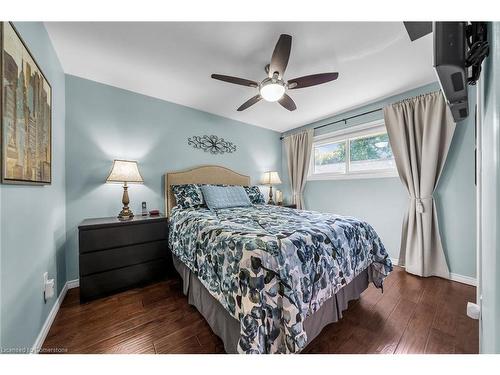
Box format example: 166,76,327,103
260,83,285,102
261,171,282,185
106,160,144,183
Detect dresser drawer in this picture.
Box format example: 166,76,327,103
80,259,168,302
79,239,167,276
79,221,167,253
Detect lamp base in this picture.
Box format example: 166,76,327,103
118,207,134,220
267,185,275,205
117,182,134,220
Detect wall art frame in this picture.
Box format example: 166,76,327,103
1,21,52,185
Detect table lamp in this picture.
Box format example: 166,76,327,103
106,159,144,219
261,171,282,205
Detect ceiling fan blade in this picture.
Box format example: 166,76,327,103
269,34,292,78
278,94,297,111
237,95,262,111
288,72,339,89
211,74,258,88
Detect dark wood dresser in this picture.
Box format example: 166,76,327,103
78,215,169,303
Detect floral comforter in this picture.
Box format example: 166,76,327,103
168,204,392,354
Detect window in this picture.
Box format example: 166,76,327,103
313,140,346,174
309,120,397,180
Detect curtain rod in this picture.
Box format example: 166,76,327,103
280,107,383,140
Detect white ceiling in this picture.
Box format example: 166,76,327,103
45,22,435,133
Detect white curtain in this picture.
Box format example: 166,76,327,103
284,129,314,209
383,91,456,278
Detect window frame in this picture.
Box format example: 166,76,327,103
308,119,399,181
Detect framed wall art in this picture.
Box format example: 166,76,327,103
1,22,52,185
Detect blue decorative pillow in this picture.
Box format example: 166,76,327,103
244,186,265,205
171,184,204,209
200,185,252,210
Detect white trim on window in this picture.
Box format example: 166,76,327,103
308,119,398,181
308,170,399,181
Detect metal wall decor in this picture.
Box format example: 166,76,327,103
187,135,237,155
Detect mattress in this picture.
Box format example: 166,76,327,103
168,204,392,353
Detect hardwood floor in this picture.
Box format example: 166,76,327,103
41,266,478,354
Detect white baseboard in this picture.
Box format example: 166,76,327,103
390,257,476,286
449,273,477,286
66,278,79,289
390,257,400,267
31,278,79,354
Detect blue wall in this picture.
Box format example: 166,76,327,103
64,75,282,281
281,82,477,278
480,21,500,354
0,22,66,351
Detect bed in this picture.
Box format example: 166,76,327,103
165,165,392,354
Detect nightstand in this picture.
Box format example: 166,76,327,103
78,215,169,303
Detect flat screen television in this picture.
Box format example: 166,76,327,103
433,22,469,122
433,22,489,122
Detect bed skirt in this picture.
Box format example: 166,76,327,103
172,254,369,353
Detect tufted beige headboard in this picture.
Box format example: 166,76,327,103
164,165,251,216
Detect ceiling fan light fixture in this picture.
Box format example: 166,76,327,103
259,81,285,102
210,34,339,112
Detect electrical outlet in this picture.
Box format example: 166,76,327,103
42,271,55,304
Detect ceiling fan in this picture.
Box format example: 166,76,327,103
211,34,339,112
